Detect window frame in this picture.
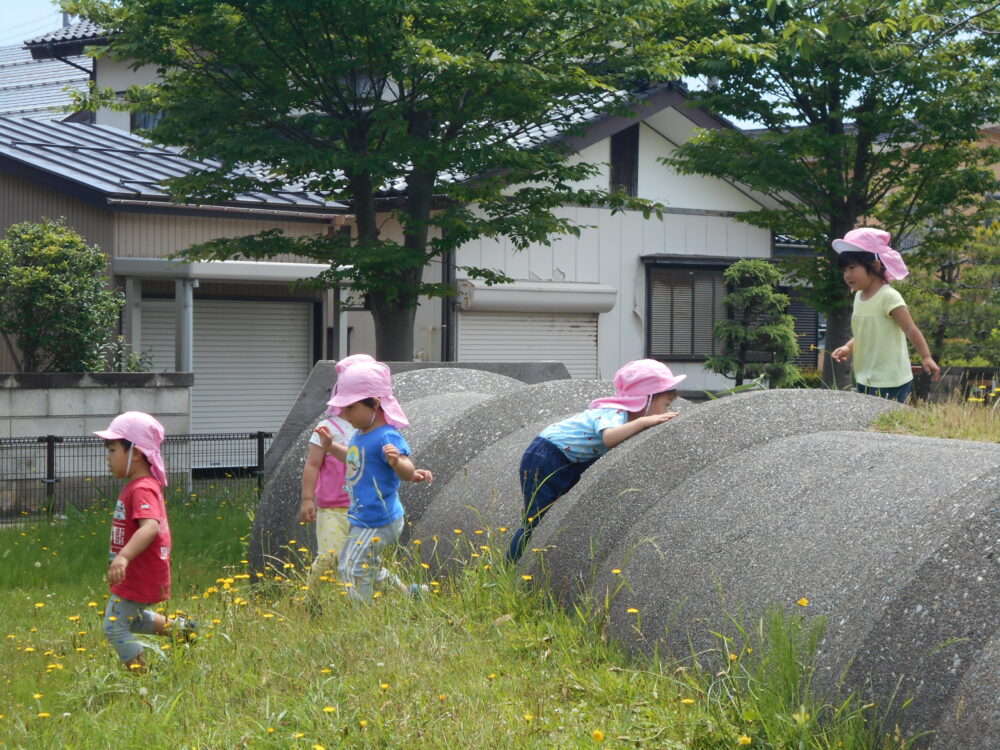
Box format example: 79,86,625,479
644,260,730,362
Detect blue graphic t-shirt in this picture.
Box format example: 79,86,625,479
539,407,628,462
343,425,410,528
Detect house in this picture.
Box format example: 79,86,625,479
7,20,820,406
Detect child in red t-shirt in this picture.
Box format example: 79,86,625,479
94,412,196,671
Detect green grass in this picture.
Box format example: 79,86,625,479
871,393,1000,442
1,491,916,749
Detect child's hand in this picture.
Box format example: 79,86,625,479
645,411,678,426
832,345,852,363
108,555,129,585
382,443,401,466
299,497,317,523
411,469,433,484
314,425,334,451
922,356,941,381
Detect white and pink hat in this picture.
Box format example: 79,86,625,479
326,360,409,429
590,359,686,412
832,227,909,282
93,411,168,486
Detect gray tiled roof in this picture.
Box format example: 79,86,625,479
24,19,106,46
0,117,346,215
0,45,90,120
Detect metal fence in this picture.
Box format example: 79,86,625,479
0,432,273,525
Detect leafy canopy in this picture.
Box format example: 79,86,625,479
0,220,123,372
663,0,1000,325
67,0,766,358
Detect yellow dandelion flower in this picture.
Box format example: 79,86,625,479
373,591,382,599
371,537,380,543
297,547,309,553
67,615,80,622
380,682,390,691
293,732,305,738
37,712,50,719
680,698,695,706
487,673,497,680
475,530,484,535
34,602,44,609
738,736,752,745
592,729,605,742
626,608,639,614
24,646,35,652
33,693,42,699
288,539,297,544
313,745,326,750
524,713,533,722
438,693,446,701
421,563,430,569
267,727,275,734
521,574,532,581
611,569,622,575
453,529,462,534
797,597,810,607
729,652,738,661
320,668,332,675
359,720,368,728
323,706,335,713
499,526,507,532
412,539,422,545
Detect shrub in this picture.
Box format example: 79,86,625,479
0,219,123,372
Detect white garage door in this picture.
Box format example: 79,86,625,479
457,311,598,378
141,299,313,433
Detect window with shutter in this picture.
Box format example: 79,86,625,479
609,124,639,197
646,265,726,360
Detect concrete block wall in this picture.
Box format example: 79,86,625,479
0,373,193,439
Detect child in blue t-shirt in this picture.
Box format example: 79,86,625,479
317,360,433,600
507,359,685,562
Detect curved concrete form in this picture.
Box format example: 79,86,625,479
520,389,903,591
595,433,999,745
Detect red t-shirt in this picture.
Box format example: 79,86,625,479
109,475,171,604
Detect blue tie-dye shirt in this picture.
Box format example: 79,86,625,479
539,408,628,463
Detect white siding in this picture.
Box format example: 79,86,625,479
457,312,598,378
141,299,312,433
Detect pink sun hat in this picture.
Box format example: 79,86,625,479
93,411,168,486
589,359,686,412
832,227,909,282
326,360,410,429
327,353,377,414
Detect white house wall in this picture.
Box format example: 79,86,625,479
94,57,160,131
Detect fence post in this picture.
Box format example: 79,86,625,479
255,431,267,493
37,435,63,519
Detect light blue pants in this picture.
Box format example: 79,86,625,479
103,595,160,661
338,516,406,601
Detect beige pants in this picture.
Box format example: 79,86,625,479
308,506,350,587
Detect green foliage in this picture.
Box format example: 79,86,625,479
898,222,1000,366
64,0,761,358
0,220,123,372
0,490,916,748
662,0,1000,381
705,259,801,387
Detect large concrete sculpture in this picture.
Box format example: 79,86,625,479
255,366,1000,748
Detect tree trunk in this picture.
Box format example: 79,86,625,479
370,294,418,361
823,305,853,390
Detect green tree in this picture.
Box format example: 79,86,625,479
67,0,760,360
0,220,123,372
705,259,801,387
899,221,1000,367
662,0,1000,386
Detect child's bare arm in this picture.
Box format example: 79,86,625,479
383,444,433,483
890,307,941,381
314,425,348,461
602,412,678,449
108,518,159,585
300,443,326,522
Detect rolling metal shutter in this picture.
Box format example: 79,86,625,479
457,311,598,378
141,299,312,433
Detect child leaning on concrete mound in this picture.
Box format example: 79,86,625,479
94,411,196,672
507,359,685,563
